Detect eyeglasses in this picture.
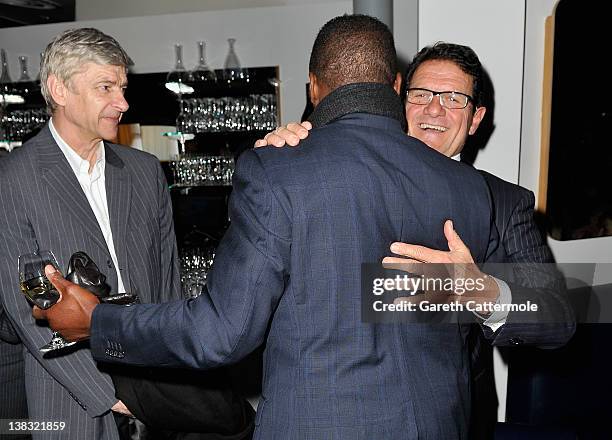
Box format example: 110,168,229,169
406,88,473,109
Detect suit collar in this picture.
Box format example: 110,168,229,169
308,82,406,131
104,145,131,290
35,125,131,273
35,124,125,171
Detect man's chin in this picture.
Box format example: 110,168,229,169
100,130,119,142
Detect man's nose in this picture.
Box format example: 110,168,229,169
113,92,129,113
424,95,445,117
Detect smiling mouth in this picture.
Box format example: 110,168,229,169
103,116,121,123
419,123,447,132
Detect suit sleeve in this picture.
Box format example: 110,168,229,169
0,303,20,344
483,190,575,348
155,159,182,303
0,185,117,417
91,149,291,369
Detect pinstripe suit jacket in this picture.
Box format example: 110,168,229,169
468,170,575,439
0,125,181,439
0,305,30,440
91,113,498,439
478,170,574,346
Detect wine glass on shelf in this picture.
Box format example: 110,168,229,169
191,41,217,83
18,250,77,354
18,56,31,82
223,38,248,84
163,131,195,158
165,44,194,96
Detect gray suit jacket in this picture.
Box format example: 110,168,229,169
0,305,29,440
0,126,181,439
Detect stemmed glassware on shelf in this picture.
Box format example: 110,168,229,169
191,41,217,84
1,48,24,105
18,56,31,82
164,43,196,157
223,38,248,84
165,43,194,95
1,49,12,84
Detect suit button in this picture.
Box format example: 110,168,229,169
509,338,524,345
107,260,113,269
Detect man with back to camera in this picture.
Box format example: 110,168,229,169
34,15,506,439
260,41,575,438
0,27,182,439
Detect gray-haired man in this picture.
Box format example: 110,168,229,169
0,28,181,439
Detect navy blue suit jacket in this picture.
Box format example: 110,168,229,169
92,113,497,439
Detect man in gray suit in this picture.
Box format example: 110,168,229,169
0,28,181,439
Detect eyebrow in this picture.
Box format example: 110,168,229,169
94,77,128,87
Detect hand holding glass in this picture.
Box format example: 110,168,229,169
18,251,77,354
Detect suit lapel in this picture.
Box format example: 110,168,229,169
36,127,109,252
104,143,132,291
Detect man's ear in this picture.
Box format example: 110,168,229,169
47,74,67,107
393,72,402,95
309,73,320,107
468,106,487,135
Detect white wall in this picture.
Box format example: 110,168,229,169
418,0,526,185
76,0,345,21
0,2,352,124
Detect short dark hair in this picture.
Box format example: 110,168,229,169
309,14,398,90
404,42,485,108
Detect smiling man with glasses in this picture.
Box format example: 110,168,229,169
403,45,486,159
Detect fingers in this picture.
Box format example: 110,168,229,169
262,131,286,148
254,122,311,149
273,126,301,146
389,242,435,263
32,305,45,320
286,122,310,140
443,220,475,263
382,256,422,268
443,220,465,252
44,264,70,294
254,139,268,148
300,121,313,131
44,264,57,277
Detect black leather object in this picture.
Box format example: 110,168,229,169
66,251,112,298
66,252,139,305
66,252,254,439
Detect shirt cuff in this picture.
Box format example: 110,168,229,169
480,276,512,332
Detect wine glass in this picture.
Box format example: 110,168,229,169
163,131,195,158
165,44,194,96
18,56,31,82
191,41,217,83
18,250,77,354
223,38,248,84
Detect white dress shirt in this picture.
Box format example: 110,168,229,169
49,119,126,293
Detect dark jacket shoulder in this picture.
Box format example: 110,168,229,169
478,169,534,208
